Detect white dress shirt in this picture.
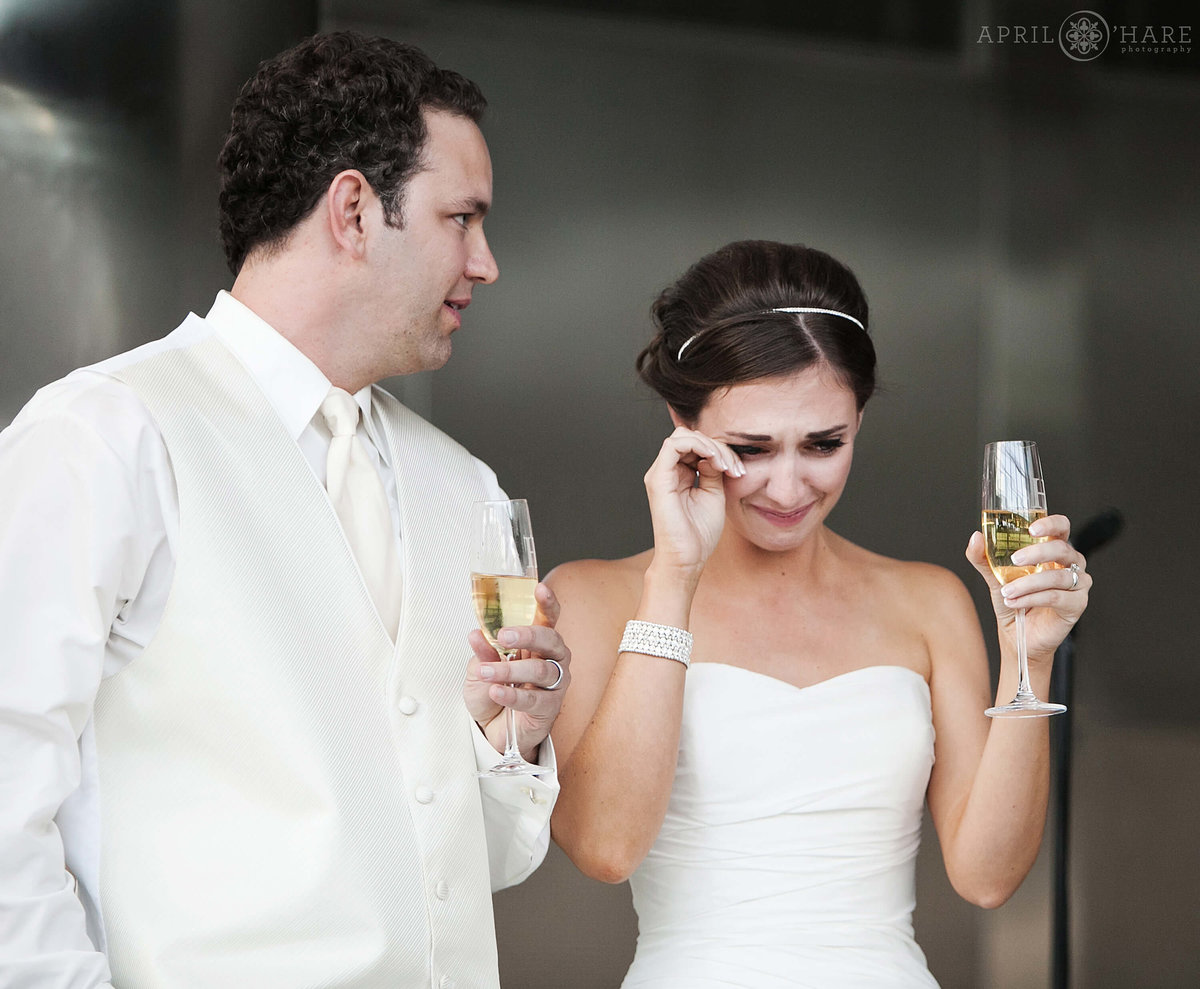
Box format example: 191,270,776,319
0,291,553,985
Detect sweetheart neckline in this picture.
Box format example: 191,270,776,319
688,662,930,697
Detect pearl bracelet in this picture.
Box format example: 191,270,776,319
619,620,692,668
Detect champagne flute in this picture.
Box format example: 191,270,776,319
470,499,550,777
982,441,1067,718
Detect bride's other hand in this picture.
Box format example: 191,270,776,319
644,426,744,579
964,513,1091,659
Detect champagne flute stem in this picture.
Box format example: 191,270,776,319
1014,607,1036,702
501,651,524,763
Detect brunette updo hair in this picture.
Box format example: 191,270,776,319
636,241,875,422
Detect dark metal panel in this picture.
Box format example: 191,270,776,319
0,0,179,422
0,0,318,424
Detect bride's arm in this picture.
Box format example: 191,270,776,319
545,557,693,883
924,516,1090,907
547,428,743,883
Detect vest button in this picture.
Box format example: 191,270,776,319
414,785,434,804
396,695,419,715
435,880,450,900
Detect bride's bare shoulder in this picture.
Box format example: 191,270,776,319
833,532,969,602
545,549,652,613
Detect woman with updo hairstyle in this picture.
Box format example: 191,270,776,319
545,240,1091,987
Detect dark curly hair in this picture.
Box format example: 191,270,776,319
636,241,875,422
217,32,486,275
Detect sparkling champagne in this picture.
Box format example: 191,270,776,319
982,508,1050,584
471,573,538,649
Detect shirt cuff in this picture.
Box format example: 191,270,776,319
473,728,559,891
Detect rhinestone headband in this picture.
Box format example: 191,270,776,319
675,306,866,361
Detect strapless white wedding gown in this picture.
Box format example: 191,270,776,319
624,663,939,988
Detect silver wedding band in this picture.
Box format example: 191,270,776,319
1070,563,1080,590
542,658,565,691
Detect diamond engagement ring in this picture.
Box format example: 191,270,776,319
1069,563,1080,590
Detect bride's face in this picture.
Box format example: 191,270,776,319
690,366,862,553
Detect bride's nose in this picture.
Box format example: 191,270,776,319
761,454,810,505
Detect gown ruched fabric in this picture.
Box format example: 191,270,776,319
624,663,939,988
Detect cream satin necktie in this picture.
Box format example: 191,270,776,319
319,387,402,640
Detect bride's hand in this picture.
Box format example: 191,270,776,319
644,426,745,579
965,513,1091,660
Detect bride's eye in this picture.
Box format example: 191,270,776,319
811,438,846,456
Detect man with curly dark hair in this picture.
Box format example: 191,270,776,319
0,32,569,989
217,32,488,278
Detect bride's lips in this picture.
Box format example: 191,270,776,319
749,502,815,527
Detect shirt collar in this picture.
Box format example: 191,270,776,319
203,290,377,444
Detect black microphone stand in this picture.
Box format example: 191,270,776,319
1049,632,1074,989
1050,509,1123,989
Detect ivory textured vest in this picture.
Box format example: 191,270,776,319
96,336,497,988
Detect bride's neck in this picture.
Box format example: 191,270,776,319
706,526,841,589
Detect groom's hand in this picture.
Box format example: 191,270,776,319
464,582,571,761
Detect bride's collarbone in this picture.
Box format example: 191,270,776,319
688,605,929,689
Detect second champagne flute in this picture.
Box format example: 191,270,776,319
470,499,550,777
981,440,1067,718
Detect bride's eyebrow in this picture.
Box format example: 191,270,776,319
725,426,850,442
807,425,849,438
